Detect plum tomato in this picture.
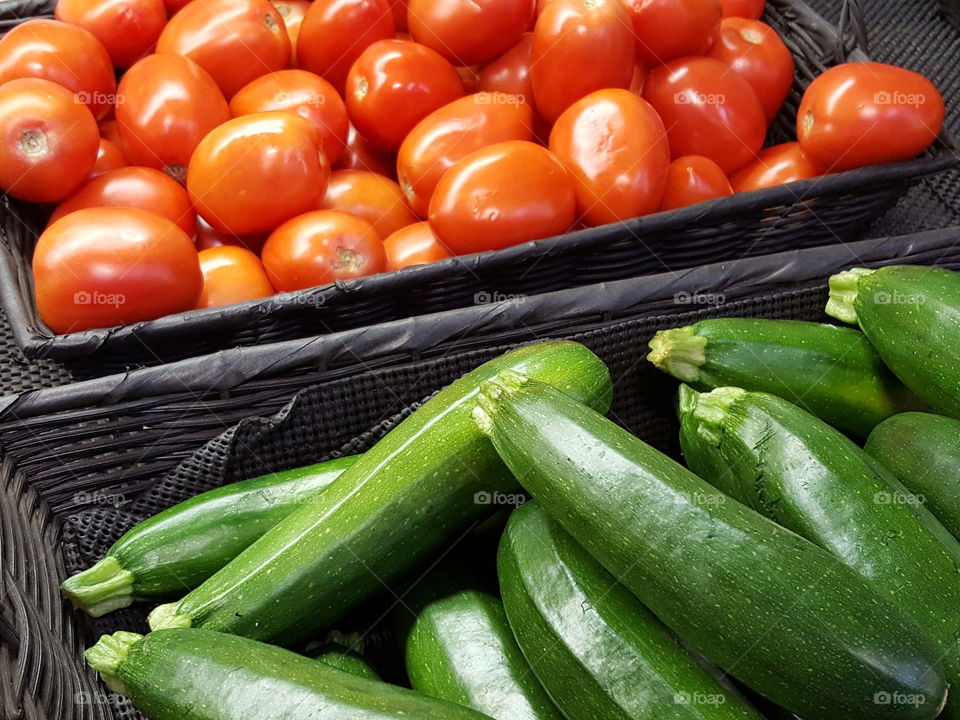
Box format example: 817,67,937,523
383,221,452,270
194,217,268,254
627,0,721,66
319,170,418,238
721,0,764,18
659,155,732,211
477,33,534,105
196,246,276,308
54,0,166,68
335,123,398,177
730,141,819,192
271,0,311,64
407,0,533,66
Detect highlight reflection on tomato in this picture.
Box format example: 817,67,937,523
730,142,819,192
383,221,452,270
196,246,276,308
271,0,311,64
659,155,733,211
319,170,418,239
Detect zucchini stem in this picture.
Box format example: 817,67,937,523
686,386,747,447
826,268,874,325
647,327,707,382
85,631,142,696
148,602,193,631
61,556,135,617
474,371,531,436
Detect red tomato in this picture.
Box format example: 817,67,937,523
188,112,330,236
630,63,649,94
429,140,575,253
721,0,764,18
55,0,166,68
196,246,275,308
549,89,669,226
391,0,409,30
627,0,721,66
335,123,397,177
384,221,451,270
100,119,123,145
271,0,311,64
457,66,482,94
0,19,116,120
729,142,819,192
262,210,386,290
659,155,732,210
397,92,534,216
117,54,232,181
195,217,268,253
797,62,945,173
0,78,99,203
346,39,465,151
707,17,793,123
297,0,395,92
33,207,202,334
531,0,635,123
49,166,197,237
163,0,192,12
86,137,127,180
642,56,766,174
230,70,350,165
478,33,534,105
407,0,533,66
319,170,417,238
157,0,291,98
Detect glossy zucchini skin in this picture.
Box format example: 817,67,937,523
473,373,946,720
149,342,612,646
85,629,491,720
306,633,380,680
498,502,764,720
647,318,923,439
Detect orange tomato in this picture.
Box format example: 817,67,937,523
196,246,276,308
271,0,311,64
86,137,127,181
407,0,533,66
319,170,418,238
729,142,819,192
477,33,534,105
659,155,733,210
54,0,166,68
384,221,452,270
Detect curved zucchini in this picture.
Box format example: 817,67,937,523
149,342,612,646
473,372,946,720
61,456,358,617
647,318,923,438
85,629,491,720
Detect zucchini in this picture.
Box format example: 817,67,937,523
866,411,960,539
306,631,381,680
826,265,960,418
647,318,923,439
61,456,358,617
85,629,491,720
498,501,764,720
473,372,947,720
678,385,960,718
148,342,612,646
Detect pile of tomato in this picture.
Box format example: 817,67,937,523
0,0,946,334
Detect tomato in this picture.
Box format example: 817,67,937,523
429,140,575,253
49,166,197,236
271,0,311,64
707,17,793,124
100,119,123,145
383,221,451,270
629,63,648,94
0,19,116,120
0,78,99,203
117,54,232,181
729,142,819,192
721,0,764,18
407,0,533,66
157,0,291,98
319,170,417,238
54,0,166,68
195,218,268,253
397,92,533,216
335,123,397,176
86,137,127,180
230,70,350,165
196,246,275,308
642,56,766,174
390,0,409,30
659,155,732,210
627,0,720,66
297,0,395,92
797,61,945,173
33,207,202,334
163,0,192,12
531,0,635,123
345,39,464,151
478,33,534,104
188,112,329,236
262,210,386,290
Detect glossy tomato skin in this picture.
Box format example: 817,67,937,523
231,70,350,165
383,221,451,270
721,0,764,18
117,54,232,181
271,0,311,64
531,0,635,123
642,56,766,174
33,207,202,334
627,0,721,66
0,78,99,203
55,0,166,68
659,155,732,210
407,0,533,66
429,140,576,253
549,89,669,226
196,246,275,308
335,123,397,176
346,39,465,151
477,33,534,104
0,19,116,120
319,170,417,238
157,0,291,98
86,137,127,181
262,210,386,290
729,141,819,192
707,17,793,123
397,92,534,216
797,61,945,173
49,166,197,237
188,112,329,236
297,0,395,92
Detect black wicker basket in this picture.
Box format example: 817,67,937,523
3,225,960,720
0,0,957,374
941,0,960,29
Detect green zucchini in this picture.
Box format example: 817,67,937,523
498,501,764,720
866,411,960,539
647,318,923,438
148,342,612,646
61,456,358,617
306,631,381,680
826,265,960,418
473,372,946,720
85,629,491,720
